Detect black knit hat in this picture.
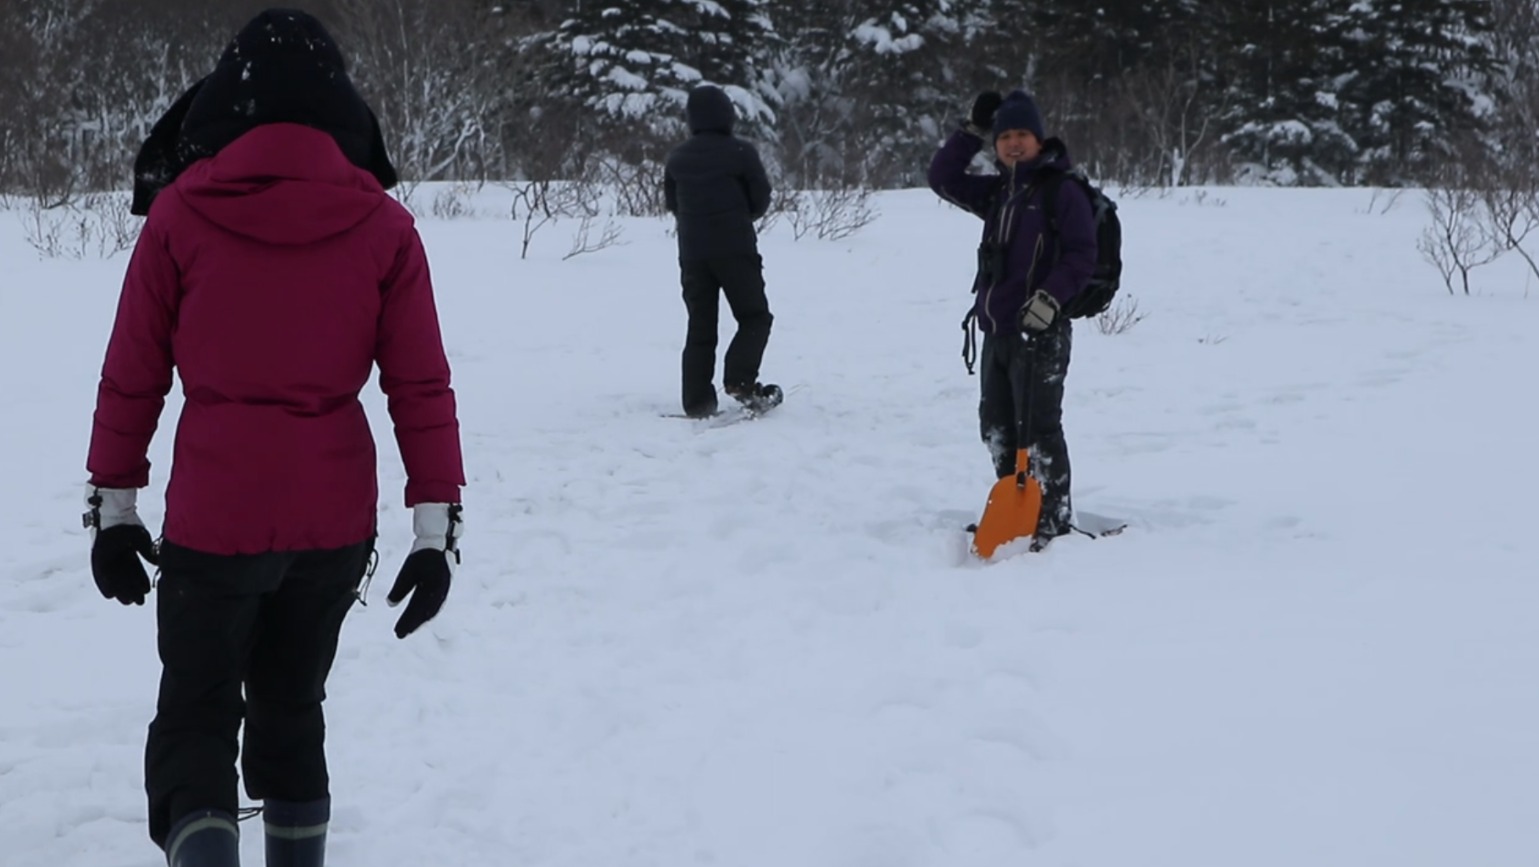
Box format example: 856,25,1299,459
992,90,1045,141
130,8,397,215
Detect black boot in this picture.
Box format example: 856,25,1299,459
166,809,240,867
264,797,329,867
264,800,327,867
725,381,782,414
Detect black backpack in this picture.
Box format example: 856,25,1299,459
1042,167,1122,319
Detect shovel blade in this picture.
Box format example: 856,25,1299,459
970,451,1043,559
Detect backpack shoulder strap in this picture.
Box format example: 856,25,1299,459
1039,168,1070,238
1042,167,1102,239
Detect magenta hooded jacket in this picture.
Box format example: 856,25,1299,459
87,123,464,555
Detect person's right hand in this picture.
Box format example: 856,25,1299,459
970,91,1003,131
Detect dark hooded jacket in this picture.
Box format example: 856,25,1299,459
928,129,1097,335
664,85,772,260
130,8,397,215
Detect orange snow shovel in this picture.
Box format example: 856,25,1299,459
970,448,1043,559
970,332,1043,559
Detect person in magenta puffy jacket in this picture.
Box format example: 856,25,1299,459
81,9,464,866
928,89,1096,547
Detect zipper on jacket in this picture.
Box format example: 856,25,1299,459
980,162,1019,333
1024,234,1046,301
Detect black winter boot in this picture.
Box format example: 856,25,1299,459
165,809,240,867
264,797,329,867
725,381,783,414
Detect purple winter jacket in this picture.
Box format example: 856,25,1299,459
927,129,1097,334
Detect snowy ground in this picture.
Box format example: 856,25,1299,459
2,182,1536,867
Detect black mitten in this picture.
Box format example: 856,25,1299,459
970,91,1003,131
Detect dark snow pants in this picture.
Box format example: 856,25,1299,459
680,253,773,415
144,539,371,849
978,320,1074,535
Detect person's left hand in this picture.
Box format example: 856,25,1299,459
1020,290,1060,332
387,503,463,638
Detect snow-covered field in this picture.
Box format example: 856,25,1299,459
2,181,1536,866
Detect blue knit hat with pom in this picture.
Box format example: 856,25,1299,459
992,90,1045,140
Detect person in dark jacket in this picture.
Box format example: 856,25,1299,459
664,84,780,418
928,89,1097,547
83,10,464,866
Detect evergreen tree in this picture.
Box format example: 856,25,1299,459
952,0,1040,87
764,1,967,187
1215,1,1359,185
840,1,969,186
535,0,777,148
1339,0,1497,183
1030,0,1200,84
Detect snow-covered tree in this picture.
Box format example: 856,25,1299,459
1215,1,1360,185
765,1,968,188
535,0,777,149
1338,0,1497,184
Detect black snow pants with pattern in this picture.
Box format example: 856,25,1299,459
977,318,1073,536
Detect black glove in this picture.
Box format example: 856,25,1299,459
84,485,157,606
386,503,462,638
969,91,1003,132
92,525,157,605
387,549,452,638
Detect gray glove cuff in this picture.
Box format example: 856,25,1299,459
83,485,142,538
409,503,464,565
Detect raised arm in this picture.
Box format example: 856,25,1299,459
927,129,997,219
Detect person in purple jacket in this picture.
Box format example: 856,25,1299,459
928,89,1097,547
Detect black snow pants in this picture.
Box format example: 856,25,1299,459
977,319,1074,536
680,253,773,415
144,539,371,849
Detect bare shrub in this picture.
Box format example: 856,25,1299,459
1358,188,1406,215
430,182,478,220
1178,189,1227,208
21,192,139,259
1479,183,1539,287
753,185,799,236
1094,294,1146,335
787,185,878,241
563,215,625,260
390,179,422,214
593,157,667,218
1418,185,1500,295
1467,121,1539,290
506,178,602,259
20,201,64,257
507,179,560,260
